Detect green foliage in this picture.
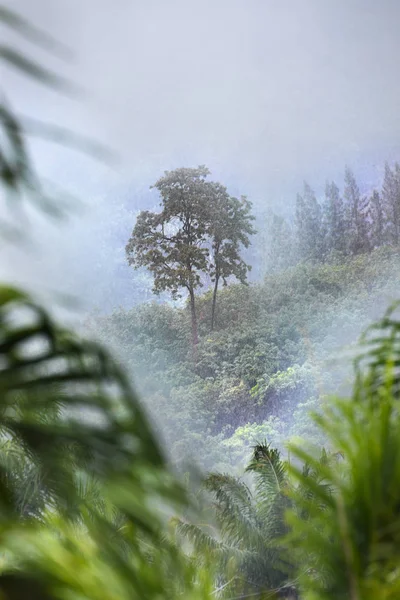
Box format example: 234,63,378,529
265,213,296,273
344,166,370,256
0,285,167,516
90,246,400,470
208,187,255,329
126,166,211,300
323,181,347,256
178,303,400,597
368,190,385,249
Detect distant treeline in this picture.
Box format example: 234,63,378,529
266,163,400,272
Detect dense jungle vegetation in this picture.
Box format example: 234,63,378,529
89,245,400,471
3,4,400,600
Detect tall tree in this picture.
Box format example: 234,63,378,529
368,189,386,248
323,181,347,257
382,162,400,245
344,166,370,255
126,166,211,347
295,182,323,262
207,185,255,330
126,166,254,344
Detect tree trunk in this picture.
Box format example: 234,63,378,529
211,274,219,331
394,212,399,245
188,287,199,347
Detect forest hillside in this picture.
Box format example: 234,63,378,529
88,245,400,470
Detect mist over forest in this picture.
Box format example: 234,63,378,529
3,2,400,599
4,0,400,312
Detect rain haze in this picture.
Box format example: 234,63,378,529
3,0,400,312
3,0,400,310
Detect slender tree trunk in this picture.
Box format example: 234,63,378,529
188,286,199,347
394,210,399,245
211,274,219,331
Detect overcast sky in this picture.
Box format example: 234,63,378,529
3,0,400,313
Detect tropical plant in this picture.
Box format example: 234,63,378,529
286,303,400,599
174,442,299,598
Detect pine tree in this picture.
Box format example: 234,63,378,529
382,162,400,245
322,181,347,258
295,182,323,262
367,189,386,248
344,167,370,255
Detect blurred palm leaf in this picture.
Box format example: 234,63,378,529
0,6,71,57
0,4,114,234
0,285,170,519
0,284,209,599
0,46,75,92
286,304,400,599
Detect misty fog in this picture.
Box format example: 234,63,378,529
3,0,400,315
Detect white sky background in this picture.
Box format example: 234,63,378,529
3,0,400,316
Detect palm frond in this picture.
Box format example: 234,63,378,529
0,286,174,524
205,473,261,547
0,5,71,57
246,443,287,492
173,518,223,553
